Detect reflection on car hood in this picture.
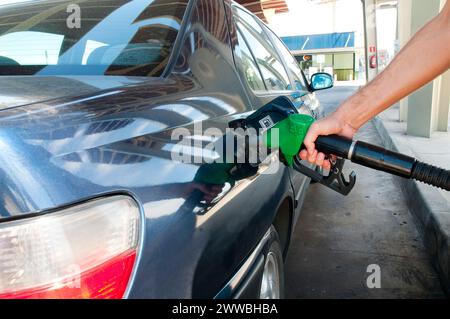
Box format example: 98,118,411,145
0,73,249,219
0,76,151,110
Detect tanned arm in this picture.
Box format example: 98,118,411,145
300,1,450,169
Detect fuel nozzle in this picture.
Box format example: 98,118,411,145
237,97,450,195
264,113,315,166
259,99,450,193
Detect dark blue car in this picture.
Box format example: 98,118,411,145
0,0,329,299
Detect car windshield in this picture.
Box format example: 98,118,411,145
0,0,188,77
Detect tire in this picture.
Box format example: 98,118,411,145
259,227,285,299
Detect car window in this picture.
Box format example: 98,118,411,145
0,0,189,76
233,7,291,92
262,25,308,92
235,30,266,91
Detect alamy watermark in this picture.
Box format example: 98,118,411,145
170,122,281,175
66,4,81,29
366,264,381,289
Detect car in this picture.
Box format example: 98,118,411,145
0,0,331,299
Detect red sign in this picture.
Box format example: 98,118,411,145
369,46,376,53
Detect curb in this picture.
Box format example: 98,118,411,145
373,115,450,296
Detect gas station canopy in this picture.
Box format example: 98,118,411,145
235,0,289,22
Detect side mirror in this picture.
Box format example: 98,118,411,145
310,73,334,91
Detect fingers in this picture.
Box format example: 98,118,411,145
299,150,332,169
316,152,325,167
322,159,331,171
299,149,308,161
308,149,318,163
299,114,349,169
303,123,320,156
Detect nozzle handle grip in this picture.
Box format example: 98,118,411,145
314,135,353,159
314,135,450,191
315,135,416,178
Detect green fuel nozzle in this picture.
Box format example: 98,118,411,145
232,96,450,195
264,114,315,166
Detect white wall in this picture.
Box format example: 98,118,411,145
269,0,364,38
376,6,397,58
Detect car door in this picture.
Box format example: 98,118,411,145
231,5,294,109
129,0,296,298
230,5,313,221
257,23,323,219
261,24,323,118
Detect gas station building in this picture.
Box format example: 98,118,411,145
281,32,359,82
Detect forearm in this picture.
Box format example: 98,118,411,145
334,5,450,130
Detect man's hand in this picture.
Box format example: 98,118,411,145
299,112,356,170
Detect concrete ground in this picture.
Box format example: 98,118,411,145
285,86,446,299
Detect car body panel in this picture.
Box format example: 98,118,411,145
0,76,153,111
0,0,323,298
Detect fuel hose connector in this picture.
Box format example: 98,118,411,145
411,162,450,191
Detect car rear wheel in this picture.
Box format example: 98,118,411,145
259,228,285,299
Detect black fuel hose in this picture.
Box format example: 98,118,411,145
314,135,450,191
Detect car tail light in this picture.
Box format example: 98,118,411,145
0,196,141,299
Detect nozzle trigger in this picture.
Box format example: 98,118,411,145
293,156,356,196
